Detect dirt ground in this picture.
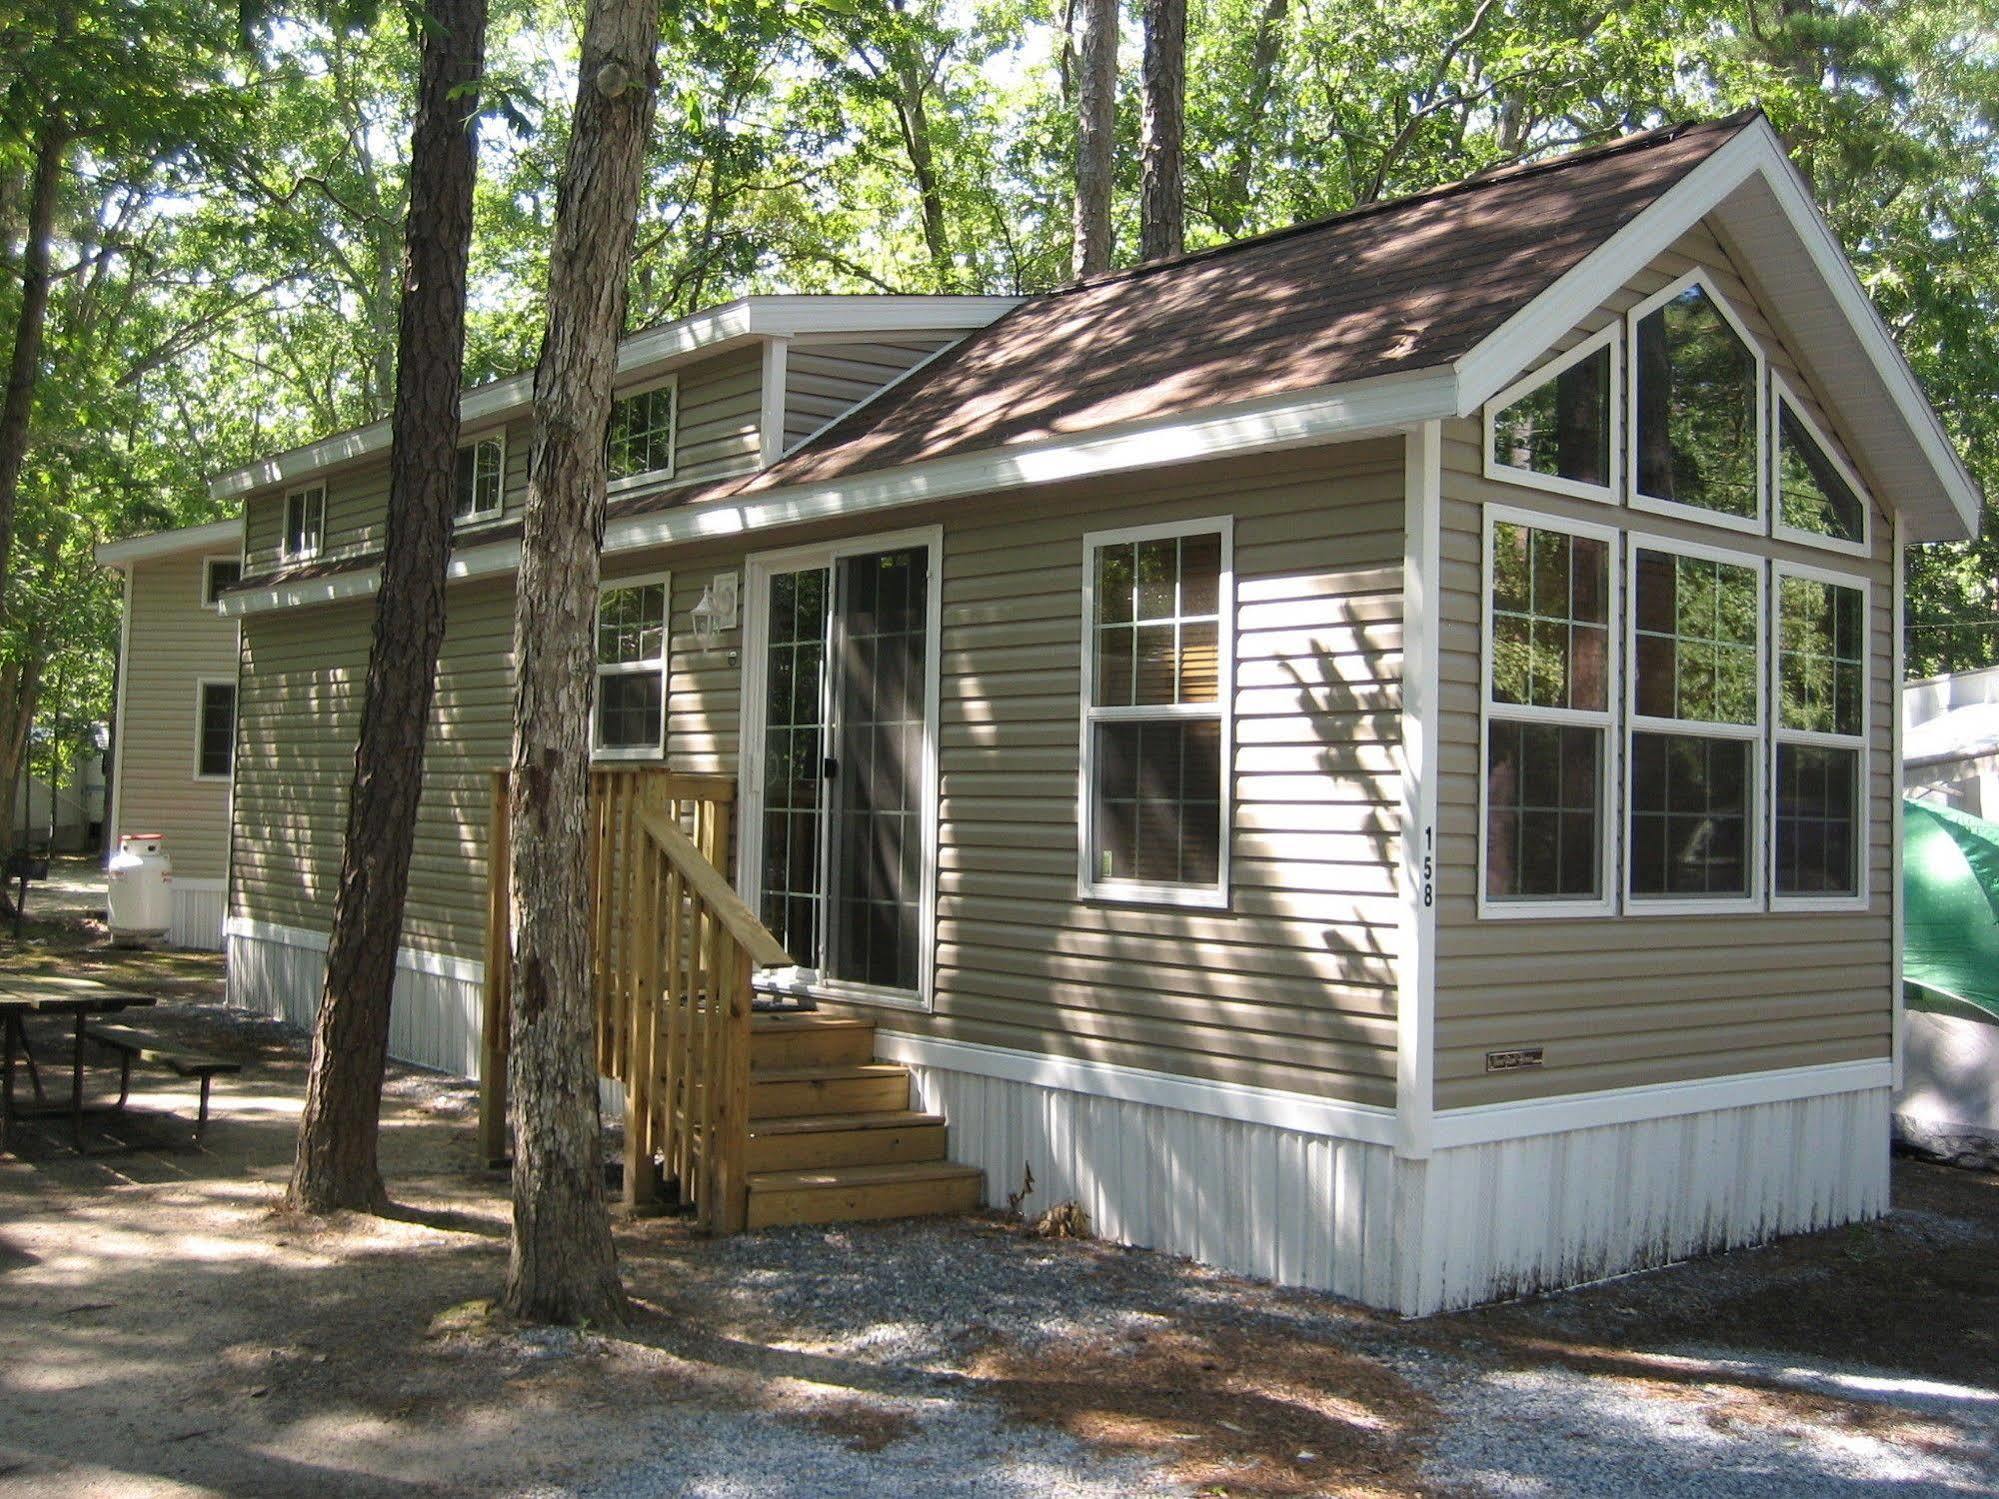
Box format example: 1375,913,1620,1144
1,903,1995,1497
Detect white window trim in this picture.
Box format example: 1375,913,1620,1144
1076,514,1236,911
1622,532,1768,915
606,372,679,495
1476,504,1622,920
1769,560,1871,913
192,676,236,783
201,554,242,609
283,483,326,562
1625,267,1768,537
455,428,507,529
1770,372,1873,559
590,570,671,762
1480,322,1623,506
736,525,944,1014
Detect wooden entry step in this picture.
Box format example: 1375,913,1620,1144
740,1012,983,1228
746,1109,948,1172
745,1160,984,1230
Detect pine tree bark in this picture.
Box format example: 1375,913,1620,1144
1071,0,1117,279
0,119,68,625
1139,0,1185,262
501,0,662,1329
288,0,488,1214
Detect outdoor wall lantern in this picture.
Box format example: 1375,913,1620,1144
691,570,739,652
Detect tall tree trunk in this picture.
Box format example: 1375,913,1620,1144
0,653,41,864
502,0,662,1329
1138,0,1185,261
1214,0,1286,238
288,0,488,1214
0,120,68,624
1070,0,1116,279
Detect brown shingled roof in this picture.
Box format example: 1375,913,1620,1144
703,111,1754,501
231,114,1753,594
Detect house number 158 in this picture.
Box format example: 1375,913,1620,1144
1421,826,1434,908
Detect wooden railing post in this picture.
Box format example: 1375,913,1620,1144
478,769,512,1168
715,939,754,1233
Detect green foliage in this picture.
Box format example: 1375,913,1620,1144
4,0,1999,787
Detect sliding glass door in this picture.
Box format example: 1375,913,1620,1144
744,534,938,1004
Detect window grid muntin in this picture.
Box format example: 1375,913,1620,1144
594,577,669,756
1081,519,1232,904
1489,520,1610,713
1480,510,1618,911
196,681,236,780
1772,565,1867,903
608,382,676,482
1632,548,1762,729
455,435,504,522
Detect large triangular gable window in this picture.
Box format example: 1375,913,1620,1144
1629,272,1765,533
1483,325,1619,503
1772,375,1870,555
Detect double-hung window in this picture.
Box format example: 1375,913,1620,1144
1081,519,1232,906
455,434,504,524
1773,567,1867,903
594,575,669,757
1481,511,1616,913
1627,542,1764,906
284,484,325,561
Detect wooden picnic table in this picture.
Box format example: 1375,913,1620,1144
0,974,157,1149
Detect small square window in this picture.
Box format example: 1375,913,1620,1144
203,558,241,606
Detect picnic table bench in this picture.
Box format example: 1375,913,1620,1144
84,1022,240,1137
0,974,240,1147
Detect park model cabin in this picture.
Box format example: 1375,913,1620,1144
176,113,1976,1314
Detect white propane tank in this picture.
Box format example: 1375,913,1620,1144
108,832,174,945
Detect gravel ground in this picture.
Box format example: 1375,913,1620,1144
2,946,1995,1497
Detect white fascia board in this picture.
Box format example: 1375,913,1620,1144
220,365,1460,617
206,296,1022,503
95,518,243,569
604,365,1462,555
1454,117,1977,542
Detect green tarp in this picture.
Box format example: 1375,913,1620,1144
1904,798,1999,1023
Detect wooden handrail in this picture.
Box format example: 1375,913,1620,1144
632,807,791,970
479,764,789,1233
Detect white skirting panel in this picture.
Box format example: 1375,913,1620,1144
168,883,227,951
1402,1086,1891,1315
226,926,484,1079
898,1059,1402,1308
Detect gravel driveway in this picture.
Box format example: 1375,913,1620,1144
1,980,1994,1498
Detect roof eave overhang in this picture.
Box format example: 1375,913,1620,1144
217,365,1461,617
95,517,243,569
205,294,1024,503
1453,118,1979,544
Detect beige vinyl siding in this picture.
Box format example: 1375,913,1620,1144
231,577,516,954
114,548,240,881
231,440,1407,1105
241,346,769,572
782,339,955,450
1433,221,1896,1110
916,444,1406,1104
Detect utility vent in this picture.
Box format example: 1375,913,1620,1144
1485,1046,1544,1073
